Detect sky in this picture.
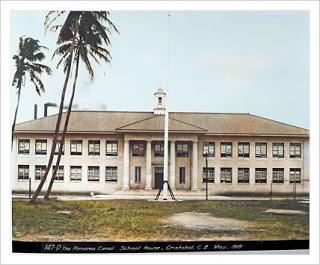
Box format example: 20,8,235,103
10,10,309,128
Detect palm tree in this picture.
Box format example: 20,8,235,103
30,11,118,202
12,36,51,146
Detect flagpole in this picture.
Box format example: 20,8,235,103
163,109,169,199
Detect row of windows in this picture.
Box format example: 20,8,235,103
18,139,302,159
18,139,118,156
203,142,301,158
18,165,118,182
199,167,301,184
18,164,302,185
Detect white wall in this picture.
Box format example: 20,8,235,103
12,133,309,195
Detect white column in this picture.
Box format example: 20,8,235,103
191,140,198,191
169,140,176,190
122,140,130,190
145,140,152,190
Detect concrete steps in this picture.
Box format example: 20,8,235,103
111,189,204,196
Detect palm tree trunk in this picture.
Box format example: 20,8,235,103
12,84,22,148
30,48,75,203
44,53,80,200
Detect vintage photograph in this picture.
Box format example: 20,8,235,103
7,7,311,254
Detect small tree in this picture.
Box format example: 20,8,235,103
12,36,51,145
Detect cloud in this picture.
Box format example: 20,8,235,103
198,52,273,87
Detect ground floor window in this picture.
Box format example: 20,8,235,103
179,167,186,184
272,168,284,183
255,168,267,184
135,166,141,183
88,166,100,181
18,165,29,180
220,168,232,183
290,168,301,183
203,167,214,183
106,166,117,181
35,165,46,180
70,166,82,181
238,168,250,183
53,165,64,181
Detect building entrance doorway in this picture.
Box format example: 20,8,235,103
154,167,164,189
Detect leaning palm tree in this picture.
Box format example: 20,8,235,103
12,36,51,145
30,11,118,202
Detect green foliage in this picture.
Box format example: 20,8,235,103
46,11,118,80
12,36,51,95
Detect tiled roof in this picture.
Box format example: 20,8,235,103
14,111,309,137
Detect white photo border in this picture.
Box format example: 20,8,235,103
1,1,319,264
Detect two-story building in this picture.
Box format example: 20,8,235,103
11,88,309,196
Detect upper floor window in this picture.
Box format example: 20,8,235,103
53,165,64,181
238,168,250,184
238,143,250,158
272,143,284,158
255,168,267,184
35,165,46,181
290,168,301,183
179,167,186,184
203,167,215,183
256,143,267,158
272,168,284,184
88,166,100,182
221,142,232,158
54,140,64,155
176,143,189,157
154,142,164,157
106,166,118,182
203,142,215,157
290,143,301,158
106,141,118,156
70,166,82,181
35,139,47,155
18,165,29,180
132,142,145,157
18,139,30,154
70,140,82,155
220,168,232,183
88,140,100,156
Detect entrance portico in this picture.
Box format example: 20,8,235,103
121,133,202,191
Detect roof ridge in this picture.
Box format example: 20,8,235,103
169,116,207,131
115,114,157,130
170,111,250,115
248,113,309,131
69,110,153,114
15,112,63,126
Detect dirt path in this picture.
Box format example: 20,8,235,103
163,212,255,232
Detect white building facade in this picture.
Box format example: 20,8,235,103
12,89,309,196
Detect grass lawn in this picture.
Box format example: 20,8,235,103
12,199,309,241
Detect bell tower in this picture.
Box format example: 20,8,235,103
154,88,166,115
